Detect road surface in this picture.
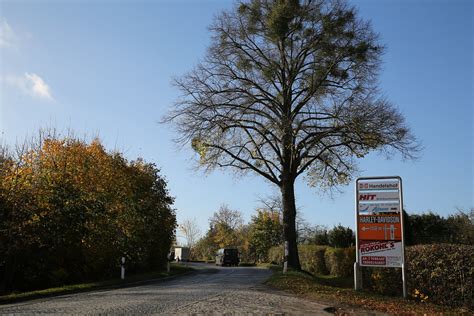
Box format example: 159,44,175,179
0,263,332,315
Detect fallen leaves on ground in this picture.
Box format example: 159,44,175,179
265,271,470,314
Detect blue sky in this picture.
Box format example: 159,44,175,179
1,0,472,236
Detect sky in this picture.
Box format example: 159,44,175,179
1,0,473,239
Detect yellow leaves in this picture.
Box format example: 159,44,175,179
191,137,208,163
23,212,44,228
371,272,382,282
2,133,176,279
411,288,429,302
336,172,349,184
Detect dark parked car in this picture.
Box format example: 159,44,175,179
215,248,239,266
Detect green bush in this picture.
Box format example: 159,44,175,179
324,247,355,277
362,267,402,296
269,243,473,309
362,244,473,308
0,136,176,293
268,245,284,264
327,225,355,248
299,245,329,275
406,244,473,308
268,245,354,276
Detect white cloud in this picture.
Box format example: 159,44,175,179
0,19,16,48
3,73,53,100
0,19,53,101
25,73,53,99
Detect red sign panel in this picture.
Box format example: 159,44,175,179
358,215,402,240
362,256,386,266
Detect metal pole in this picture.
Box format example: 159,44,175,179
399,177,407,298
354,178,362,290
121,257,125,280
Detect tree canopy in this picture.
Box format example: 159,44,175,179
192,205,248,260
404,210,474,246
0,132,176,293
249,208,283,262
166,0,419,270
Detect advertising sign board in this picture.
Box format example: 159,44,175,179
354,176,406,297
356,178,403,267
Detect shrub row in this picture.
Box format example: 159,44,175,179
270,243,473,308
408,244,473,308
324,247,355,277
268,245,355,277
364,244,473,309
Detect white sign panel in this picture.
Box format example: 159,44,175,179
358,191,399,202
359,240,403,267
358,203,400,214
358,181,399,191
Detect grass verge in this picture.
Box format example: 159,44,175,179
265,269,471,314
0,264,193,305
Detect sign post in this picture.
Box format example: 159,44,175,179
283,241,289,273
121,257,126,280
354,176,406,298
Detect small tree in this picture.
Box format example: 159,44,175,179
209,204,244,248
300,225,329,245
179,218,202,248
249,209,283,262
446,210,474,245
166,0,419,270
327,224,354,248
405,210,474,246
192,234,216,261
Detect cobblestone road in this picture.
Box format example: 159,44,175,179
0,263,332,315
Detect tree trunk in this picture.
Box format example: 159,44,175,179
280,177,301,271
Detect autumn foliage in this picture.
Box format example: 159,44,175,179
0,134,176,293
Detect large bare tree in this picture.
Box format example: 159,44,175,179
165,0,419,270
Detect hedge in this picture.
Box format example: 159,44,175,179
362,244,473,308
406,244,473,308
362,267,403,296
268,245,352,276
269,243,473,308
0,137,176,293
268,245,284,265
324,247,355,277
299,245,329,275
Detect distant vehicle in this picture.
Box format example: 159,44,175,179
174,247,190,262
215,248,239,266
